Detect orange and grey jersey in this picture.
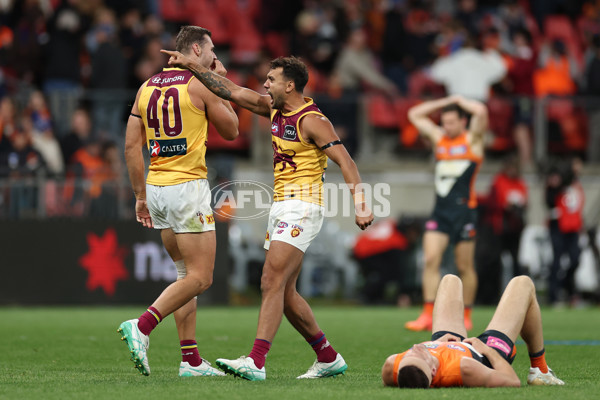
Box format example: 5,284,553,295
434,132,483,209
138,68,208,186
392,341,481,388
270,97,328,206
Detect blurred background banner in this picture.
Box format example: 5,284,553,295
0,220,230,305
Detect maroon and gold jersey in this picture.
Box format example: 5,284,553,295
138,68,208,186
270,97,328,206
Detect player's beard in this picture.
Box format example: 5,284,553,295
271,93,284,110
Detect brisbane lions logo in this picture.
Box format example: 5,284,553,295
272,141,297,172
150,140,160,157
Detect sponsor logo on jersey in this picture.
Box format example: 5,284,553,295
423,342,439,349
449,145,467,155
149,138,187,158
150,140,161,157
447,344,466,352
283,124,297,140
271,123,279,134
277,221,288,228
151,75,185,85
291,228,301,237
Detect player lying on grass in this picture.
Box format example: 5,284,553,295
382,274,564,388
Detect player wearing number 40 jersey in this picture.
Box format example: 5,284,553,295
118,26,239,377
162,45,374,381
405,95,487,333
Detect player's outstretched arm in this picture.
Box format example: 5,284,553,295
199,60,239,141
161,49,271,118
461,337,520,388
301,114,374,230
453,95,488,138
407,97,454,145
124,85,153,228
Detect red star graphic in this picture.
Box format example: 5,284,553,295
79,228,128,296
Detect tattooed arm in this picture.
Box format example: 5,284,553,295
161,49,271,118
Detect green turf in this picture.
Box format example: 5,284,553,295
0,306,598,399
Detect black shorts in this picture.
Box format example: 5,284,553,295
431,329,516,368
425,206,477,244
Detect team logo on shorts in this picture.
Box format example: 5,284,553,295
277,221,288,228
276,229,284,234
291,228,301,237
291,224,304,232
196,212,204,224
206,214,215,224
265,232,270,241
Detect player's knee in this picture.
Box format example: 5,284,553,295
186,273,213,295
509,275,534,293
423,253,441,270
260,272,284,294
440,274,461,286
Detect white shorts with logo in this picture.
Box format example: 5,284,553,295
263,199,324,253
147,179,215,233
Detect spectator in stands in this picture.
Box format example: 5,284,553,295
455,0,482,38
89,140,122,218
533,40,579,97
43,2,87,137
0,97,17,153
380,2,408,93
476,154,528,304
64,137,105,215
0,129,47,218
354,217,422,305
428,31,507,102
26,90,64,176
292,3,342,74
403,5,439,71
585,34,600,161
504,28,537,167
327,26,399,155
60,107,92,167
545,157,585,306
88,8,127,142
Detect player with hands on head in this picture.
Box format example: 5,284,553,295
405,95,487,332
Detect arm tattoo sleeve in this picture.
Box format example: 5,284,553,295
189,64,232,100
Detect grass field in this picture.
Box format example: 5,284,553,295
0,306,599,400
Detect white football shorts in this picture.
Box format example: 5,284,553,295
263,199,324,253
147,179,215,233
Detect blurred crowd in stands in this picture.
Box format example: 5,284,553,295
3,0,600,174
0,0,597,304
